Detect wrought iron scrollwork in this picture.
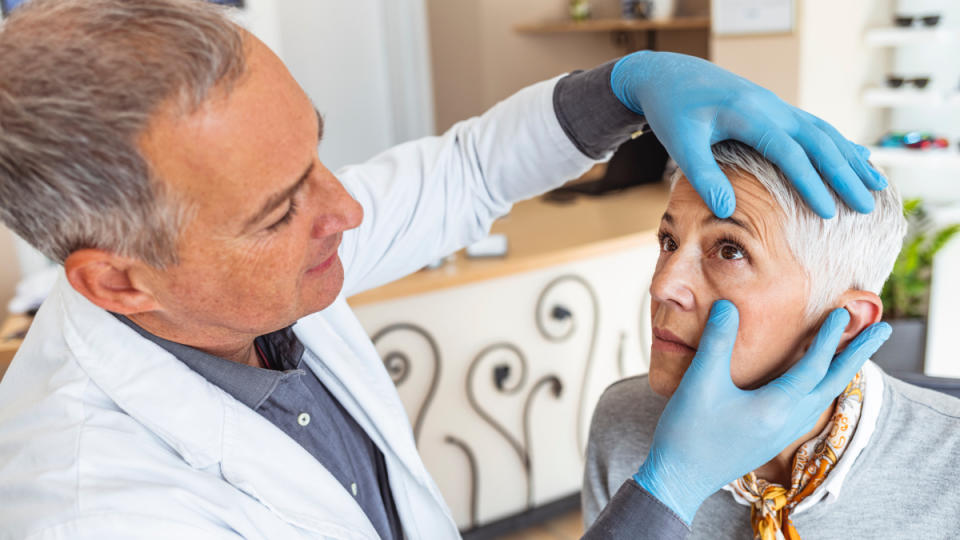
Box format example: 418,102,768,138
371,323,441,444
444,435,479,530
534,274,599,457
465,342,566,508
466,343,529,469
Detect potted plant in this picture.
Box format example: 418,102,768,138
874,198,960,373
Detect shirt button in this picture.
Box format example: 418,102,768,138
351,482,358,497
297,412,310,426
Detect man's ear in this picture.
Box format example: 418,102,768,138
835,290,884,351
64,249,160,315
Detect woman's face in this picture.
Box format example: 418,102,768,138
648,172,816,397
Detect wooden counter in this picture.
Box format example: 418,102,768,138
348,182,670,306
0,313,31,379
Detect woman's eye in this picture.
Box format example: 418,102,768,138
659,233,677,252
719,244,744,260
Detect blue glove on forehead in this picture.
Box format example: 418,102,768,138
632,300,891,524
611,51,888,219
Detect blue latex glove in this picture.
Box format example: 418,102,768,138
633,300,891,524
611,51,888,218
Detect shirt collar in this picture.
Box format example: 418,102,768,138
113,314,302,410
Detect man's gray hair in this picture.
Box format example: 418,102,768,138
0,0,247,267
671,141,907,318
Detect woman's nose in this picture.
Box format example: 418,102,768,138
650,251,696,311
311,174,364,239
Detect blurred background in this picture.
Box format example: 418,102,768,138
1,0,958,537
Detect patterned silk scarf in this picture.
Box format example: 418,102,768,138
730,370,866,540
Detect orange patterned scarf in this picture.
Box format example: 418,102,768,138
730,371,865,540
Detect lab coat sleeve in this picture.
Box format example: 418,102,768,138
23,514,245,540
336,76,596,298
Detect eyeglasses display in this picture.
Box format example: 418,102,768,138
893,14,941,27
886,75,931,89
879,131,949,150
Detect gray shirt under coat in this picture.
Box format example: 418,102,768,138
583,370,960,539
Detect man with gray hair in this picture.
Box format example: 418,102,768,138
583,141,960,539
0,0,891,538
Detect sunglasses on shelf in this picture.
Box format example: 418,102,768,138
886,76,931,89
893,14,941,27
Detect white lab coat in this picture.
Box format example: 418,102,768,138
0,77,595,539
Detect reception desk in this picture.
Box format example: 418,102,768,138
348,183,670,532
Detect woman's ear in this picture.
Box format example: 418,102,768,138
64,249,160,315
835,290,884,351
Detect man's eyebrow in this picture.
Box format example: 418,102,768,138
243,163,314,231
661,212,673,225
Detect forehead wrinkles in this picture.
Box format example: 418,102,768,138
668,174,795,259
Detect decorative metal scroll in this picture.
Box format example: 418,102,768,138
371,323,441,444
444,435,479,530
465,342,565,508
534,274,599,458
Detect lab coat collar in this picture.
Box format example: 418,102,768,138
54,274,380,538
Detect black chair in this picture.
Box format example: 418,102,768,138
888,371,960,399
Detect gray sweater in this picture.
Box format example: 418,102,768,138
583,368,960,539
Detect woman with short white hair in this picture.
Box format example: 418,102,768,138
583,140,960,539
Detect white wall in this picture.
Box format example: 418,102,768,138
271,0,435,171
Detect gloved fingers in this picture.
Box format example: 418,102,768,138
685,299,739,384
798,110,888,191
812,321,891,400
672,141,737,218
792,123,874,214
747,128,836,218
770,308,850,397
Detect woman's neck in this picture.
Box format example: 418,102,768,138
752,399,838,487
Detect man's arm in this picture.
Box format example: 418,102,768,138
584,479,690,540
337,74,598,298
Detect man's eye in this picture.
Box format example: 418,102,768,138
658,232,677,252
719,243,744,260
266,199,299,232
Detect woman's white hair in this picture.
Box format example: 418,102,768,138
670,140,907,318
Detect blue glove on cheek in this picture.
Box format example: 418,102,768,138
632,300,891,525
610,51,887,219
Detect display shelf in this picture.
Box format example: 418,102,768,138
862,87,951,108
865,27,956,47
867,146,960,170
514,16,709,34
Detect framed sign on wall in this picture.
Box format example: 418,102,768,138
712,0,794,36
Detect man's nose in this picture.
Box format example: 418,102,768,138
311,175,363,239
649,251,696,311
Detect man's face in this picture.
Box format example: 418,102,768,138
137,37,363,339
648,173,815,397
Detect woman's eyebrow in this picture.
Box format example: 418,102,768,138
702,215,759,237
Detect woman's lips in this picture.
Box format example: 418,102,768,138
652,327,697,354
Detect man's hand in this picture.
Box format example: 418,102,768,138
632,300,891,524
611,51,888,219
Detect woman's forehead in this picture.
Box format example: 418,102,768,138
666,173,785,240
